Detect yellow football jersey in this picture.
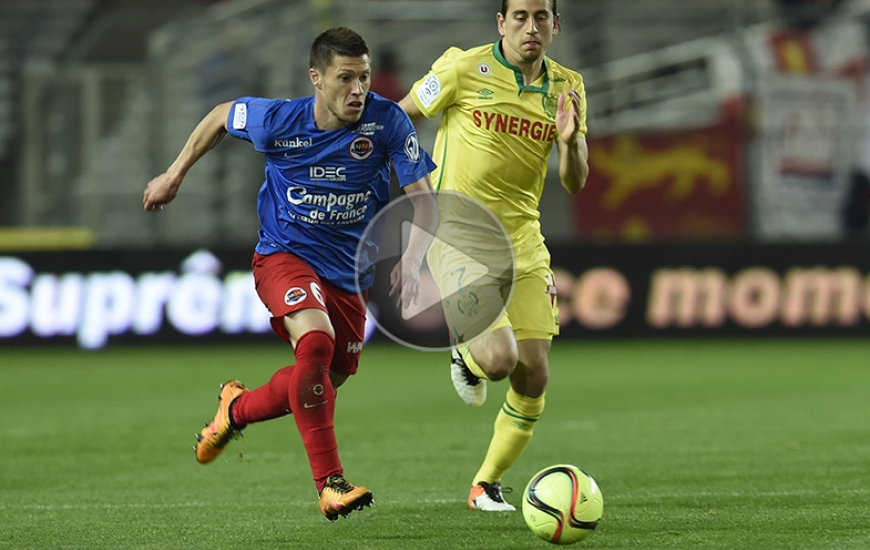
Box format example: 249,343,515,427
410,41,587,245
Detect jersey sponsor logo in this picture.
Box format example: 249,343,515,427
478,62,492,76
232,104,247,130
287,186,372,212
404,133,421,163
356,122,384,135
284,287,307,306
310,282,325,306
347,341,364,353
274,137,312,149
349,136,374,160
472,109,557,143
417,73,441,108
309,166,346,182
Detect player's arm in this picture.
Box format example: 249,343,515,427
398,94,425,122
389,177,440,308
555,89,589,195
143,101,233,212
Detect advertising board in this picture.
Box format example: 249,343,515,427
2,243,868,349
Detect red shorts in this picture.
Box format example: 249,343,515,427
252,252,368,377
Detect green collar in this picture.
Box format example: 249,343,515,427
492,40,549,96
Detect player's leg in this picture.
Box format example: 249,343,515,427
462,325,518,381
229,311,337,428
467,338,550,511
468,256,557,511
280,308,344,489
428,239,516,406
470,338,549,485
195,252,336,481
314,282,373,520
214,251,331,424
450,323,516,406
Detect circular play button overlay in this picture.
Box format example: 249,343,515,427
356,190,516,351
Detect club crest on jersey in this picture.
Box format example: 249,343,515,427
542,93,559,120
478,63,492,76
284,287,308,306
349,136,374,160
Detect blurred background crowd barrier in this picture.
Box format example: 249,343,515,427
2,0,870,348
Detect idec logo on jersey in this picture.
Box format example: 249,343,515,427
284,287,308,306
309,166,346,182
472,110,557,143
349,136,374,160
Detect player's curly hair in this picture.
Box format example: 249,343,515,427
500,0,557,16
309,27,370,71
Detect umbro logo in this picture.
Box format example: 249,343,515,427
477,88,495,101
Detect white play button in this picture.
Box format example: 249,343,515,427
357,190,516,351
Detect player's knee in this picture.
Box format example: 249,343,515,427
511,360,549,397
479,346,518,381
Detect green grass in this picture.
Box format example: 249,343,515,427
1,339,869,549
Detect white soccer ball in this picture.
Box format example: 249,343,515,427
522,464,604,545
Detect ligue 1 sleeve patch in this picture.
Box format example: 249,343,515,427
417,73,441,108
404,133,421,163
232,103,247,130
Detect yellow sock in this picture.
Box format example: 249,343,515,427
460,345,488,380
472,387,545,485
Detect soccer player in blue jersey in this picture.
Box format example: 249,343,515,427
143,27,438,521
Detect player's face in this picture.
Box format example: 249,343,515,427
497,0,559,66
311,54,371,128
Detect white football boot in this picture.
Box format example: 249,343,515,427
468,482,516,511
451,347,486,407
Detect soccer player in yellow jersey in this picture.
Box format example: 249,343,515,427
399,0,589,511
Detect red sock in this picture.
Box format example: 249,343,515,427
289,329,342,491
231,365,295,428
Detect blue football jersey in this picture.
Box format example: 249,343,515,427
226,92,436,292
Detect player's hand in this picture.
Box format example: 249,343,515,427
143,173,181,212
389,256,421,309
556,89,582,145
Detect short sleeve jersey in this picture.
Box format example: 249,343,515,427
227,92,436,292
409,42,586,245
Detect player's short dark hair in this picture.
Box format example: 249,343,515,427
309,27,370,71
500,0,557,16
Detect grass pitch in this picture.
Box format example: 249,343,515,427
1,338,869,549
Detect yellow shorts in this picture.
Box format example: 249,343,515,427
428,234,558,344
